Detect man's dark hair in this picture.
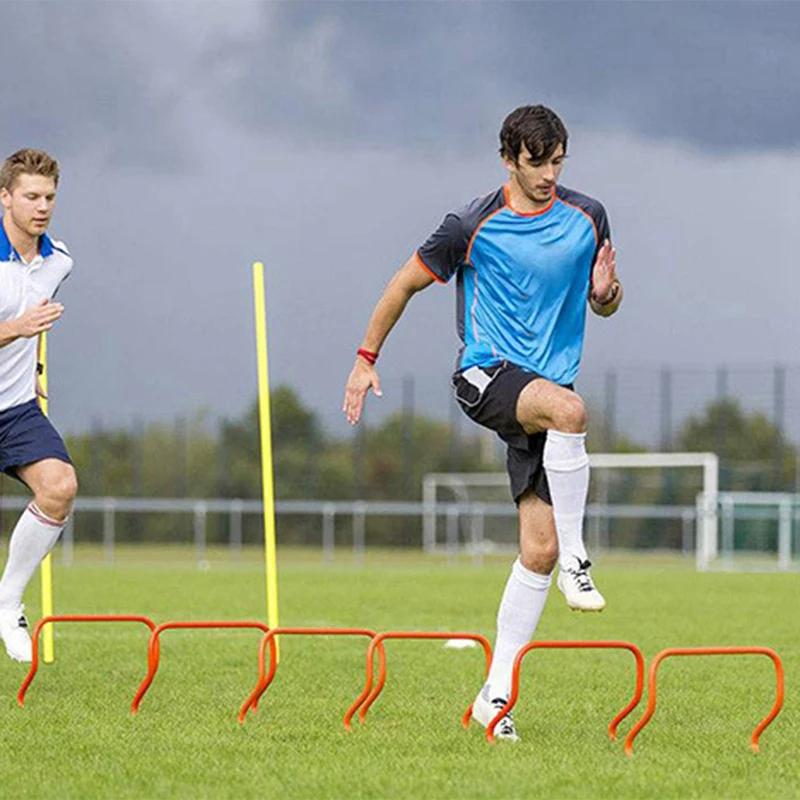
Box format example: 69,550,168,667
499,105,568,163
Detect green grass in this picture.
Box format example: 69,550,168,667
0,548,797,798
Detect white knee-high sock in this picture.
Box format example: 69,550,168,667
544,430,590,570
0,503,65,610
484,558,551,699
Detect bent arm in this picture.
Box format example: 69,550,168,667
0,318,22,349
588,239,622,318
0,300,64,348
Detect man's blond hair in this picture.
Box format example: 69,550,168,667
0,149,60,192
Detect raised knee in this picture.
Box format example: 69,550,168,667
555,395,587,433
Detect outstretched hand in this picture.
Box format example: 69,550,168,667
343,359,383,425
591,239,618,302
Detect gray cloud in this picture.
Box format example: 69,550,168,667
4,2,798,168
0,2,192,170
511,2,800,153
0,1,798,445
203,1,800,154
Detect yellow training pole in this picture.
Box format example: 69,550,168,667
38,332,55,664
252,262,280,657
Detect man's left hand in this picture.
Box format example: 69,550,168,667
591,239,618,302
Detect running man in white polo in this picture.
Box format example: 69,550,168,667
0,149,77,662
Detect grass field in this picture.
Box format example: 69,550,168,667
0,548,797,799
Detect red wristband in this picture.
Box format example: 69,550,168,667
357,348,379,365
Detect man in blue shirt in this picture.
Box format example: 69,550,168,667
343,106,622,741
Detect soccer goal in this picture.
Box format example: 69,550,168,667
422,452,719,570
708,492,800,572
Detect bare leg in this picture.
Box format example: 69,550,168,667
0,459,77,661
517,378,605,610
0,459,77,609
518,489,559,573
516,378,590,566
17,458,78,521
516,378,587,435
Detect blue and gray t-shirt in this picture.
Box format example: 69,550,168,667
415,184,610,386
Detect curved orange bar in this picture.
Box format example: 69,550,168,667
130,620,270,713
18,614,157,707
343,637,381,731
485,640,644,744
345,631,492,730
239,628,280,721
237,627,384,724
624,646,784,756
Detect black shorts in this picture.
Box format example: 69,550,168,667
452,362,569,506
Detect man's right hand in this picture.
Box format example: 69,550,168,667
343,358,383,425
14,299,64,338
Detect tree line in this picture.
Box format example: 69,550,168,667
0,386,795,500
0,386,795,550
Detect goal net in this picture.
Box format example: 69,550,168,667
709,492,800,571
423,452,719,570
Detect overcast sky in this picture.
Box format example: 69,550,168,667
1,1,798,441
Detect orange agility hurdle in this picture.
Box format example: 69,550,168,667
238,627,386,724
130,620,270,713
484,640,645,744
624,646,784,755
18,615,158,707
344,631,492,730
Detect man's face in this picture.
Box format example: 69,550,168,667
504,143,565,205
0,173,57,238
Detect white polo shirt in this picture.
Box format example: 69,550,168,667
0,220,73,412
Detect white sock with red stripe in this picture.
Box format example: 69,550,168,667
0,503,65,610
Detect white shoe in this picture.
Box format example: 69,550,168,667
0,605,32,662
557,557,606,612
471,690,520,742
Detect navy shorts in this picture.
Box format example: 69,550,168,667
0,399,72,480
452,362,572,506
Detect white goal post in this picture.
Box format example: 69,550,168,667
713,492,800,571
423,452,719,570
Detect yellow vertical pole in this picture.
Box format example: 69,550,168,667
38,332,55,663
252,262,280,656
